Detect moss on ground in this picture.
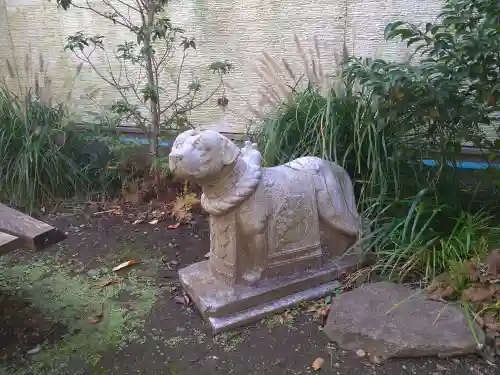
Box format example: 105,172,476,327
0,250,161,375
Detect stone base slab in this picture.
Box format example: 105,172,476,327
178,255,361,333
207,281,340,332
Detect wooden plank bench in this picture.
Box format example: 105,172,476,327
0,203,67,254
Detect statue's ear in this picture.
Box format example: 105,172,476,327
221,137,240,165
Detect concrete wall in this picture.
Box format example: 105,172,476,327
0,0,444,134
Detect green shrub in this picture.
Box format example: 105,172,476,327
0,87,96,213
368,190,498,282
0,86,130,213
255,0,500,288
345,0,500,155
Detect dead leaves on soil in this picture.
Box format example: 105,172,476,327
86,260,139,324
304,295,333,325
427,285,456,303
305,301,330,318
426,255,500,337
478,312,500,332
427,257,500,304
462,285,498,302
261,296,334,330
88,181,201,229
486,248,500,281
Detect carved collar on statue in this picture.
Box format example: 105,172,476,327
201,156,262,216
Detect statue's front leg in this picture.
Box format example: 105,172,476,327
236,203,268,286
240,231,267,285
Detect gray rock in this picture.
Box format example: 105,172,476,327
323,281,484,361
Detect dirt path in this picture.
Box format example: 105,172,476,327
0,212,495,375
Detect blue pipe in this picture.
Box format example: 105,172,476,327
421,159,500,170
119,137,172,147
89,136,500,170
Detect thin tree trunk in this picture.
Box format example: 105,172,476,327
144,1,160,164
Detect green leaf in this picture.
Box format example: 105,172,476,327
407,36,424,47
55,0,72,10
384,21,406,40
390,28,417,41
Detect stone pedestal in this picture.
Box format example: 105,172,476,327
179,254,361,333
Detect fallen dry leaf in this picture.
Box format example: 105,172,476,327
174,296,185,305
174,294,190,306
318,306,330,317
312,357,324,371
436,364,449,371
167,222,181,229
27,345,41,355
149,219,159,225
466,261,481,282
441,285,456,297
204,252,210,259
428,285,455,302
87,312,104,325
356,349,366,357
305,302,321,313
91,209,116,217
165,260,179,270
98,278,120,288
483,312,499,332
462,286,493,302
112,260,138,272
486,248,500,280
132,219,143,225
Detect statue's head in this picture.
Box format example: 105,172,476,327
168,129,240,182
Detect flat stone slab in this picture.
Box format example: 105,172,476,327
179,256,360,333
323,282,484,361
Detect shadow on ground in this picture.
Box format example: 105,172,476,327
0,212,495,375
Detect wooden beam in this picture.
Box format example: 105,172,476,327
0,204,67,251
0,232,24,256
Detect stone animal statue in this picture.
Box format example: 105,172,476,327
169,129,361,286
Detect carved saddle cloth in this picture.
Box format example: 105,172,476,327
263,165,322,275
208,163,322,283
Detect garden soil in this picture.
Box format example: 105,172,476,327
0,209,496,375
